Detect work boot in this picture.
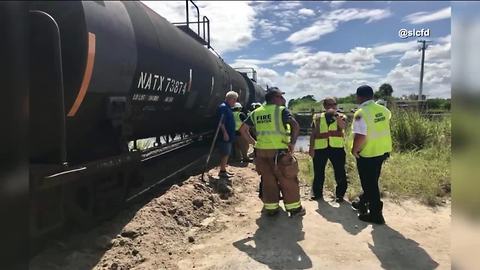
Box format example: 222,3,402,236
289,206,306,217
358,212,385,225
218,170,234,178
263,208,279,217
351,200,368,215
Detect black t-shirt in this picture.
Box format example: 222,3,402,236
244,106,292,128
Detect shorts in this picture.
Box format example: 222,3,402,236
217,141,232,156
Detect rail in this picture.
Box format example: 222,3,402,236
171,0,211,48
30,10,68,166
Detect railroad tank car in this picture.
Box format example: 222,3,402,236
29,1,264,164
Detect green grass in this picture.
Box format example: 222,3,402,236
297,110,451,206
290,102,357,113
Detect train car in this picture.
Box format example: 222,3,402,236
28,1,265,241
29,0,264,164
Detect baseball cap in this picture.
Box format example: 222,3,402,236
266,86,285,95
356,85,374,98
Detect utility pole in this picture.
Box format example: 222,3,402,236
417,40,431,101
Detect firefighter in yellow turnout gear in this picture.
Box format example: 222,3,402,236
240,87,305,217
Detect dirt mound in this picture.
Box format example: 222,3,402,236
30,164,260,270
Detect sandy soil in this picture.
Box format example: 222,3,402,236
30,162,450,270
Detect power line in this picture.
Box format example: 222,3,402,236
417,39,432,100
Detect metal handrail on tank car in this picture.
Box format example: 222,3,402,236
234,67,258,82
171,1,211,49
30,10,68,166
140,130,212,162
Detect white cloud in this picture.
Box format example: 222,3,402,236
299,8,315,16
372,40,418,55
403,7,451,24
327,1,346,8
257,19,290,39
383,35,451,98
230,33,451,100
141,1,256,54
287,8,392,45
322,8,392,23
287,20,337,45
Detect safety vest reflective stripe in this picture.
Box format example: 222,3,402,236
253,104,288,149
264,202,279,210
256,130,288,136
284,201,301,210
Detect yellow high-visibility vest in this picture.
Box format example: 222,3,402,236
252,104,288,149
233,111,242,131
313,113,345,149
351,101,392,157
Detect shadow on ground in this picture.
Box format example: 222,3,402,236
315,200,368,235
316,199,439,269
370,225,439,270
233,212,312,270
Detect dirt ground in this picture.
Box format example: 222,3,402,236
30,162,450,270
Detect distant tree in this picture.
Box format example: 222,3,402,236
337,93,356,104
426,98,451,111
299,95,316,102
287,98,297,109
375,83,394,100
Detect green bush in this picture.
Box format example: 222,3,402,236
391,109,450,152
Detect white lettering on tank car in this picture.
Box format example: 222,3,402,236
136,71,192,98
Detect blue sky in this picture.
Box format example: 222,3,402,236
143,1,451,101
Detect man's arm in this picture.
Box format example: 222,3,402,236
309,117,317,157
239,123,255,145
217,108,229,141
351,114,367,158
336,114,347,130
287,117,300,153
352,133,366,158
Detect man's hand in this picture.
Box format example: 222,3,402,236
336,114,346,129
309,147,315,158
223,132,229,142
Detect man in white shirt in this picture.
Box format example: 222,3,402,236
350,85,392,225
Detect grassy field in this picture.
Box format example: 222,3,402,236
290,102,357,113
297,110,451,206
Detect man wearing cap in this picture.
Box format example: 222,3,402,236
308,97,348,202
232,102,250,162
239,87,305,217
351,85,392,224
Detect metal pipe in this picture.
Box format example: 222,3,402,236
30,10,68,166
189,0,200,35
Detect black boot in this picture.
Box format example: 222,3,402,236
351,200,368,215
358,212,385,224
359,201,385,224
